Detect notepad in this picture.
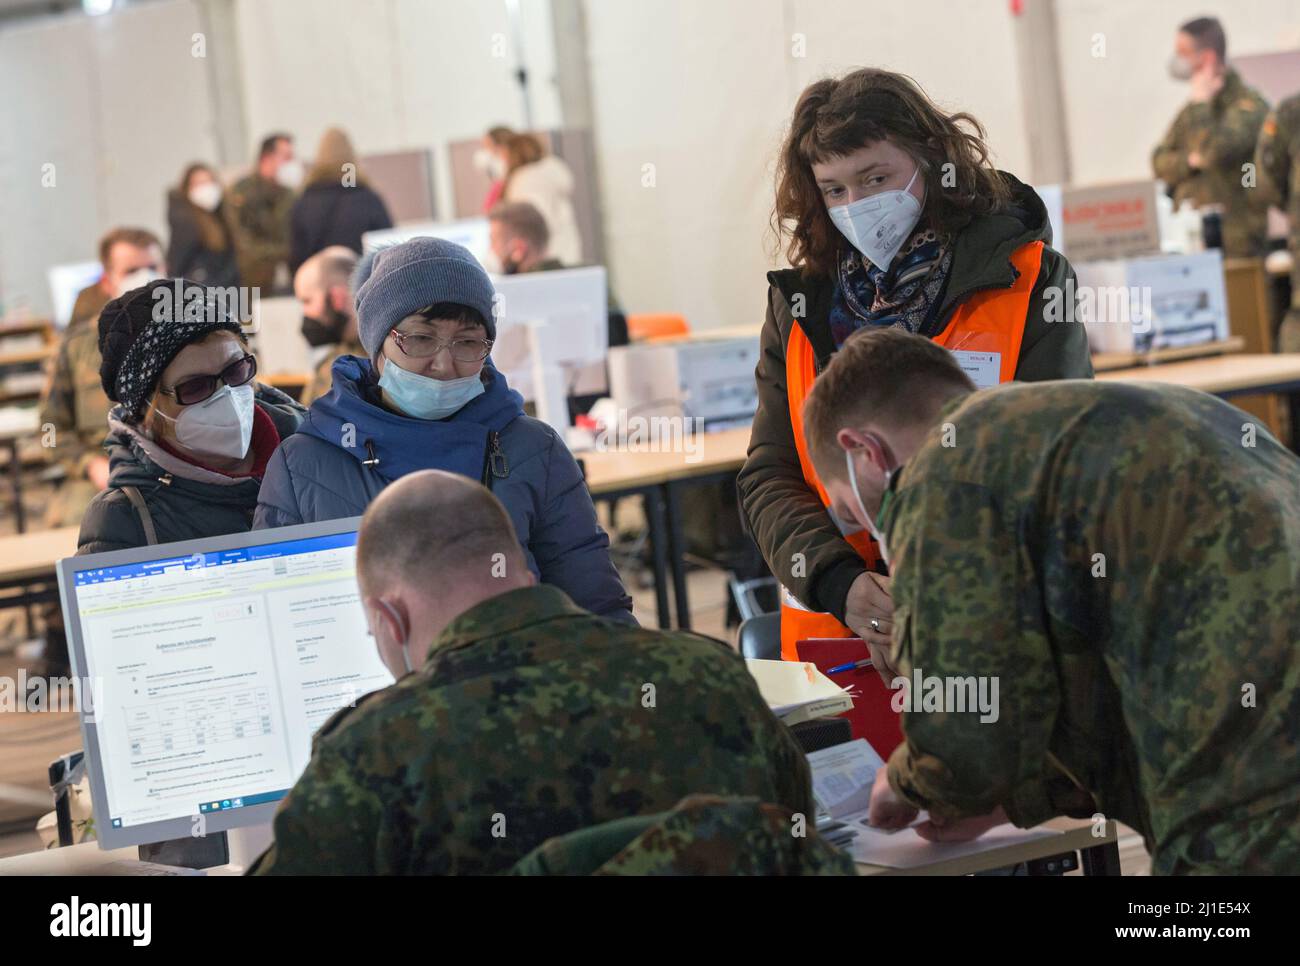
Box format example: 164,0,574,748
745,658,854,725
807,738,1062,867
846,821,1061,869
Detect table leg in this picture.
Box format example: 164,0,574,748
664,481,691,631
7,439,25,534
642,488,672,630
1080,839,1122,876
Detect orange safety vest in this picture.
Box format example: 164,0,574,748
779,240,1044,660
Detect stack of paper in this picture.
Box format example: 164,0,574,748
745,658,854,725
806,738,1062,869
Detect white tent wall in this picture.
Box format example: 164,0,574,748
232,0,563,228
0,0,563,318
0,0,221,317
1055,0,1300,186
4,0,1299,325
579,0,1028,332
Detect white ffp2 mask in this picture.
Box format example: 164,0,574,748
154,383,255,462
828,165,924,271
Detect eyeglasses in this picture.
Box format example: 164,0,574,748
388,329,493,363
159,353,258,406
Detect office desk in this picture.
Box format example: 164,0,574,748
855,817,1121,876
0,526,79,610
0,840,241,876
579,427,751,630
1089,336,1244,372
0,818,1119,876
1096,353,1300,399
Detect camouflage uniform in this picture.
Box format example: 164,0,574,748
1152,68,1270,257
39,315,111,527
511,794,857,875
248,585,813,875
225,173,293,293
881,380,1300,875
302,339,364,405
1255,92,1300,353
67,281,110,331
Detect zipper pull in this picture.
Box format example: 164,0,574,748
489,432,508,479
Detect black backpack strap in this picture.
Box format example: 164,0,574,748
119,485,159,546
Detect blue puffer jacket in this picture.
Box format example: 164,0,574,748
254,356,635,623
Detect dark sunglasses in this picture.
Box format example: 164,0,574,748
159,353,257,406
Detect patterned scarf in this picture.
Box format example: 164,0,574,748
828,226,953,348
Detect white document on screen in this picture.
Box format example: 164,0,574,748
74,540,391,832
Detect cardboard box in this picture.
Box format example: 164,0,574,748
1074,250,1227,354
1061,180,1163,262
608,335,761,427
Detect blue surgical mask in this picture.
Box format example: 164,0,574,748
378,361,484,420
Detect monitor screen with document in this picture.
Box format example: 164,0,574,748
58,517,392,850
488,265,609,401
47,261,104,328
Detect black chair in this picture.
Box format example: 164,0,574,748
789,717,852,754
737,612,780,660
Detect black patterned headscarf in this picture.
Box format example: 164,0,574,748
98,277,246,421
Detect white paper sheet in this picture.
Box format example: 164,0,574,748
847,821,1061,869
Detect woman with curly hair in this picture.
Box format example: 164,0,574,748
737,68,1093,664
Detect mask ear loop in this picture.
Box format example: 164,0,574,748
378,599,415,675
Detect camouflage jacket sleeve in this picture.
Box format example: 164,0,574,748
1254,105,1294,211
225,186,291,267
884,478,1068,828
38,339,91,477
1152,106,1194,188
247,732,386,875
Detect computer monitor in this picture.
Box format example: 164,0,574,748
362,217,492,268
248,295,314,376
58,517,392,851
47,261,104,328
489,265,609,402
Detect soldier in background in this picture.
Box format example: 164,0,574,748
41,227,164,527
1255,91,1300,354
1152,16,1269,257
36,228,162,676
802,329,1300,875
226,133,300,294
249,470,813,875
292,246,361,404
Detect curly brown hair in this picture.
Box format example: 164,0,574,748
772,68,1012,279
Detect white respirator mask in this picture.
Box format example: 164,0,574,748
152,383,255,461
827,165,924,271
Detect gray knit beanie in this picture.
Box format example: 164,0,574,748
352,238,497,357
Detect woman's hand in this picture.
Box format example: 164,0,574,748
844,571,897,683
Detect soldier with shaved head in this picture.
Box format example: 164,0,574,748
250,470,813,875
